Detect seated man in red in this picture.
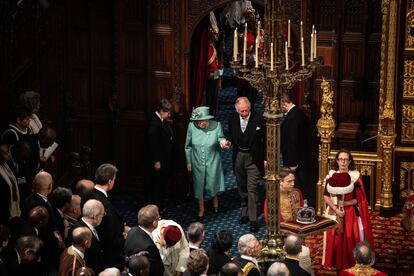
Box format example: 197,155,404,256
264,167,304,222
339,241,385,276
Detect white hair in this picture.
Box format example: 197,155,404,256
238,234,258,255
267,261,290,276
98,267,121,276
235,97,251,111
82,199,104,218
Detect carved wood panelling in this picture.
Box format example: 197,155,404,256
400,161,414,198
404,59,414,99
402,105,414,143
343,0,365,32
318,0,336,30
314,0,381,150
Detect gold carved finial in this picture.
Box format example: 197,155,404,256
319,78,334,120
316,78,336,215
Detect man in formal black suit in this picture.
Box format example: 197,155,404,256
228,97,266,233
82,163,128,269
0,224,10,276
282,234,311,276
233,234,261,276
124,204,164,276
21,171,59,229
49,187,72,240
147,99,174,209
68,199,105,273
187,222,204,252
0,235,43,276
281,92,312,205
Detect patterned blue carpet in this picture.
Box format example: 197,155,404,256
115,69,266,255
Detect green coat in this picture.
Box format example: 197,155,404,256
185,120,225,199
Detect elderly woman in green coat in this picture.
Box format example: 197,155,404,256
185,106,230,220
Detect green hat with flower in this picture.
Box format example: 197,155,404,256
190,106,214,121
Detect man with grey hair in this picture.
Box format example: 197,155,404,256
233,234,261,275
187,222,204,251
124,204,164,276
339,241,385,275
69,199,105,273
282,235,310,276
147,98,174,210
82,163,127,269
228,97,266,233
98,267,121,276
267,262,290,276
1,235,43,275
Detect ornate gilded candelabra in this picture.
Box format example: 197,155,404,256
230,0,319,265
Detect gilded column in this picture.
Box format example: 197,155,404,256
316,79,335,215
377,0,397,215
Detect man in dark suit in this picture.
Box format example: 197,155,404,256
82,163,127,269
147,99,174,209
124,204,164,276
233,234,261,276
281,92,312,205
228,97,266,233
1,236,43,276
282,234,311,276
68,199,105,273
49,187,72,240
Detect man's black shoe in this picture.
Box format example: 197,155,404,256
239,216,249,225
250,221,259,233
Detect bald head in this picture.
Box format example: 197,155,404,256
33,171,53,195
72,227,92,250
64,195,81,219
75,179,95,196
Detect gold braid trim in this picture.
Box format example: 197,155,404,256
345,264,382,275
241,262,256,276
207,43,217,66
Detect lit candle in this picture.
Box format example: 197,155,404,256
310,33,314,62
255,37,259,68
243,23,247,66
233,28,238,61
300,21,303,41
312,24,315,36
314,30,317,59
270,42,274,71
288,20,291,47
301,37,305,67
285,41,289,70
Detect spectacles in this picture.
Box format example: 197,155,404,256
337,158,349,162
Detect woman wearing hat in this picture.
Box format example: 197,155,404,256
322,149,373,271
185,106,230,220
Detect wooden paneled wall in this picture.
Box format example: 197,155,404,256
312,0,381,151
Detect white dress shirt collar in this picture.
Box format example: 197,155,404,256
155,111,163,121
94,186,108,197
72,245,85,260
139,226,154,240
285,104,295,115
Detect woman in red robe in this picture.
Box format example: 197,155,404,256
322,149,373,271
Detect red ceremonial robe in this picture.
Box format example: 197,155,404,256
323,170,373,270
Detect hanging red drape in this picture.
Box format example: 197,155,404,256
192,27,209,108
